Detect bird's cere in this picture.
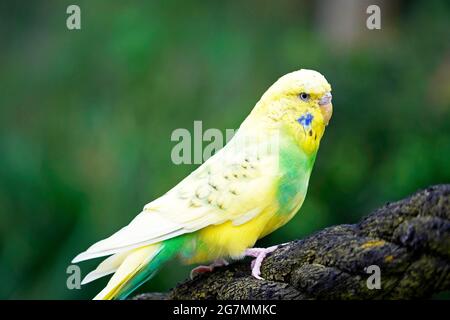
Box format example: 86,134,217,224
319,92,333,126
319,92,332,105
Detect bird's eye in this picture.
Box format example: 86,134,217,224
299,92,310,102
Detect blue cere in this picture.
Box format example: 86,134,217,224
297,112,313,128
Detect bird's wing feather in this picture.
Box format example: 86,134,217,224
73,137,280,263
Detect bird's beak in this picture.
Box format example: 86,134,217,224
319,92,333,126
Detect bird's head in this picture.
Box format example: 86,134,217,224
248,69,332,154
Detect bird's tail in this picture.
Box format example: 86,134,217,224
82,237,184,300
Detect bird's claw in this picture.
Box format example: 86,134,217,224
190,259,229,279
244,245,279,280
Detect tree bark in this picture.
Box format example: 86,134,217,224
134,184,450,300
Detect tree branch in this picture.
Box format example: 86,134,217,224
134,184,450,300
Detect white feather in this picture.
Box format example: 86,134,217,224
81,251,129,285
72,132,279,264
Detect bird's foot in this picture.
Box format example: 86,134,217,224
244,245,279,280
190,258,229,279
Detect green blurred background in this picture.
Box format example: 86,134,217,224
0,0,449,299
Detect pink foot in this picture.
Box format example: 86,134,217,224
244,245,279,280
190,259,229,279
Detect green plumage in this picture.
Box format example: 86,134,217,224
115,237,186,299
277,133,317,214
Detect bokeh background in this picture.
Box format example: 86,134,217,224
0,0,449,299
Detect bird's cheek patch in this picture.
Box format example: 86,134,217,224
297,112,314,129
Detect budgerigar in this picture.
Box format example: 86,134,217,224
72,69,333,299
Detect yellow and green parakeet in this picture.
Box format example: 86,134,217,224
72,69,333,299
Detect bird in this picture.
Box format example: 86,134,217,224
72,69,333,300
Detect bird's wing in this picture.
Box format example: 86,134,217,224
73,137,281,263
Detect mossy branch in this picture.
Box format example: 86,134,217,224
134,185,450,300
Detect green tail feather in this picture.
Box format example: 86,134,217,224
114,236,186,300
